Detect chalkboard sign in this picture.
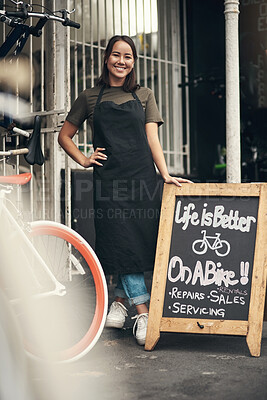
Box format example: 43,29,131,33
145,184,267,357
164,195,259,321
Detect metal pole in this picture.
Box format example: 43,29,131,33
64,0,71,228
44,0,56,220
224,0,241,183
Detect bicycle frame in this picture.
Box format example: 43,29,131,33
0,20,32,58
0,187,66,302
201,230,222,250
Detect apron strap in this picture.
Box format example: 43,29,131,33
132,91,142,108
96,85,106,106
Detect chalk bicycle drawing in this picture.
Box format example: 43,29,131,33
192,230,230,257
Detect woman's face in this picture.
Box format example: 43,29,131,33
106,40,134,86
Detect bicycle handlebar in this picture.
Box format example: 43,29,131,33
0,4,80,58
5,11,27,19
11,148,29,155
3,10,80,29
12,127,30,138
62,18,80,29
0,148,29,156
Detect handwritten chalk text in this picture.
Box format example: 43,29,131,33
170,302,225,318
175,201,256,232
168,256,242,287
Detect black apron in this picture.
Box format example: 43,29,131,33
93,86,161,275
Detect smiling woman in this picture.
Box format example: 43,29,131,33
58,35,192,347
97,35,138,92
106,41,135,86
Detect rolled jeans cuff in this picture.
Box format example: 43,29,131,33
128,292,150,306
114,289,150,306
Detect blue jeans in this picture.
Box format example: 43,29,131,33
114,273,150,306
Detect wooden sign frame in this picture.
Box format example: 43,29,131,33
145,183,267,357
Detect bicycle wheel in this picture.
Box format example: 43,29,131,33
192,240,207,255
215,240,230,257
16,221,108,363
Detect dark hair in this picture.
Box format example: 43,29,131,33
97,35,139,92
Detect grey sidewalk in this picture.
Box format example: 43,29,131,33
31,310,267,400
77,321,267,400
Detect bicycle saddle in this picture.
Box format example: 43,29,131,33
24,115,45,166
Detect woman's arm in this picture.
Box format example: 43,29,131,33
58,120,107,168
145,122,192,187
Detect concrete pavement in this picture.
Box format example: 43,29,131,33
30,283,267,400
60,321,267,400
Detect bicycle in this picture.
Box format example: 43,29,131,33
0,2,108,363
0,167,108,363
192,229,230,257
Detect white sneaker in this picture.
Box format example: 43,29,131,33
132,313,149,346
105,301,128,328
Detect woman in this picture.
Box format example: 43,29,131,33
58,35,191,346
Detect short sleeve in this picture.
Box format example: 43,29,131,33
145,89,164,127
66,91,89,128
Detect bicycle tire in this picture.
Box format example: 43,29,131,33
215,240,230,257
192,240,207,255
21,221,108,363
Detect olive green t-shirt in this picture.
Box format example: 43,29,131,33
66,86,163,131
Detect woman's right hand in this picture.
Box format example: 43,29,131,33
58,122,107,168
83,147,107,168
